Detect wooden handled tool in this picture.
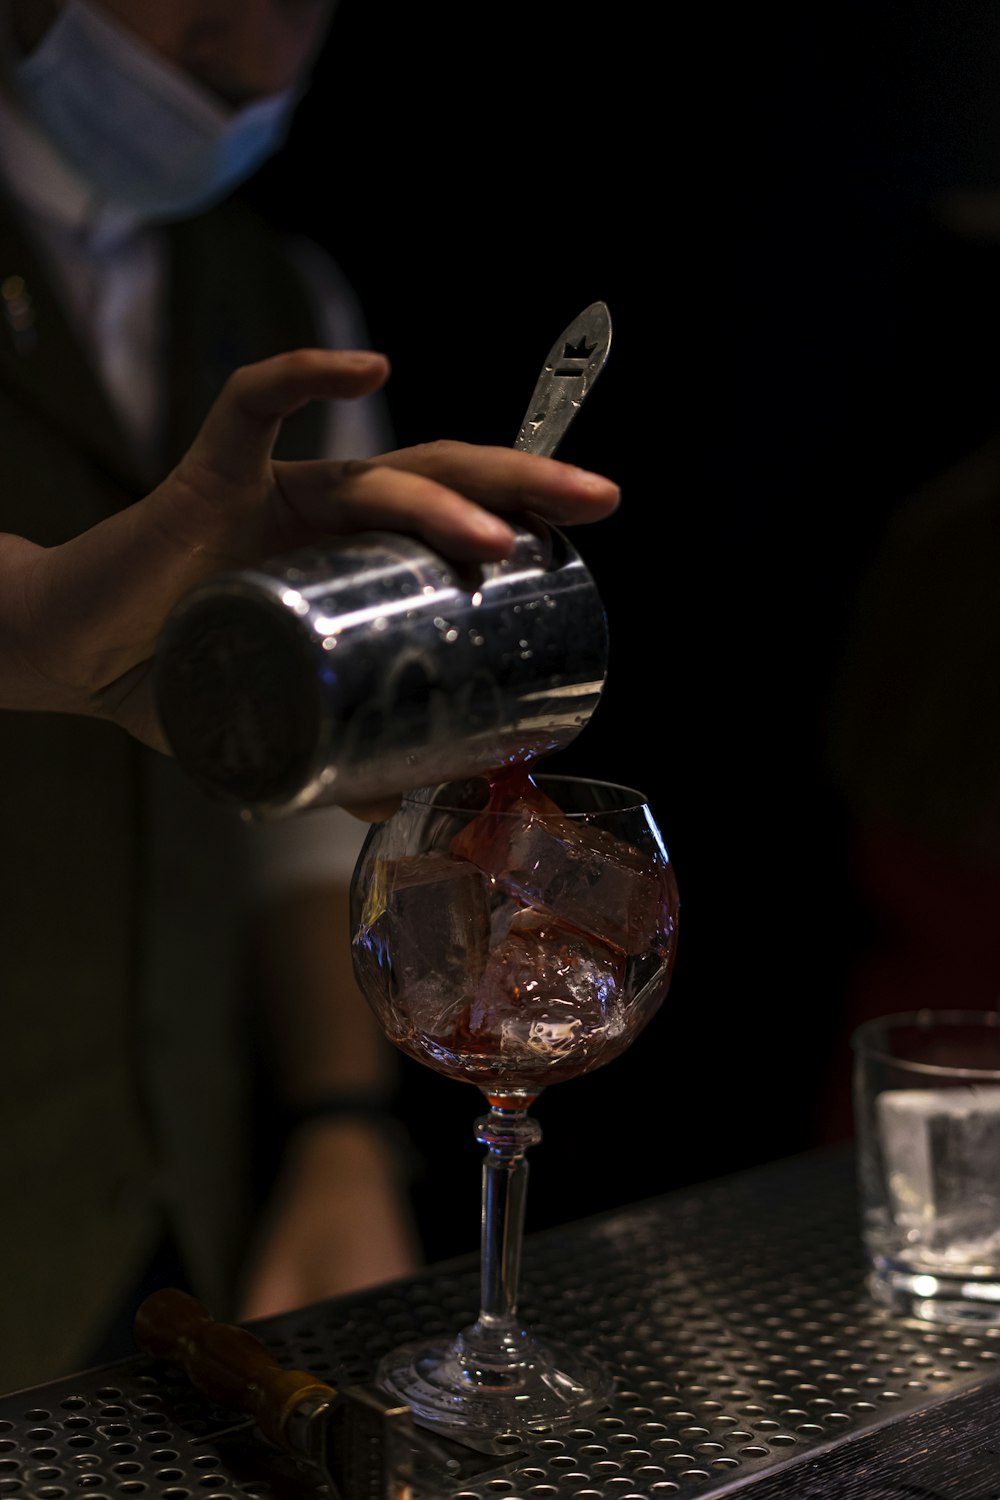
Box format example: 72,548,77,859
135,1287,414,1500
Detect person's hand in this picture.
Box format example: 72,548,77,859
236,1117,423,1321
0,348,620,771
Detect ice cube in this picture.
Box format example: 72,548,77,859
468,910,627,1055
452,794,676,955
448,774,562,874
877,1086,1000,1259
354,850,491,1028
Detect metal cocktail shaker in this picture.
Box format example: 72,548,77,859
153,517,608,818
153,304,613,820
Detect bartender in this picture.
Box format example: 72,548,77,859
0,0,621,1391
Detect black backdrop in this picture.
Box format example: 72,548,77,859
243,0,1000,1260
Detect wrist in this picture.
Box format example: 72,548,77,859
281,1091,417,1179
283,1089,396,1133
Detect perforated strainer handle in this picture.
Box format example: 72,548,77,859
513,301,612,457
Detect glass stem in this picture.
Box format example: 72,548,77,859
457,1101,542,1378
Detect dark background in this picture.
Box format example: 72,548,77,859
247,0,1000,1259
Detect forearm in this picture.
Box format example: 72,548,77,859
239,866,422,1315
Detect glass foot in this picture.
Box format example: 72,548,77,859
377,1329,615,1455
870,1264,1000,1326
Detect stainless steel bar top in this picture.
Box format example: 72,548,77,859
3,1145,1000,1499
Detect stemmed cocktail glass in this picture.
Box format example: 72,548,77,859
350,770,679,1452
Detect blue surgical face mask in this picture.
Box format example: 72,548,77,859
13,0,301,222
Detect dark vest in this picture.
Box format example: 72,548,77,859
0,191,326,1389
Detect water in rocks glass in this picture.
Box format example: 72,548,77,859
853,1009,1000,1325
351,770,679,1452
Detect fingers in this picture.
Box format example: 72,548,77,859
377,441,621,525
185,349,391,485
273,458,516,558
272,441,621,562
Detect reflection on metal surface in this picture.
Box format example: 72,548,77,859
3,1150,1000,1498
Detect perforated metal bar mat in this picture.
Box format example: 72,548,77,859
3,1147,1000,1500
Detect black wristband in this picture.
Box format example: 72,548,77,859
284,1091,398,1131
282,1091,420,1181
